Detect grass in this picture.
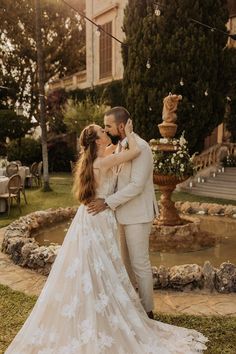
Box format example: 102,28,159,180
0,173,76,228
0,284,235,354
0,172,236,228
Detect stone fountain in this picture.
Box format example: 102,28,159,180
153,93,185,226
150,94,216,252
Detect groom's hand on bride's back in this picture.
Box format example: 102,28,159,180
87,198,108,215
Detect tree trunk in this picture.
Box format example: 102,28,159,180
34,0,51,191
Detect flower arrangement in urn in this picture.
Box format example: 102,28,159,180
150,132,196,180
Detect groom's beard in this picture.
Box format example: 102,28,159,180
107,133,120,145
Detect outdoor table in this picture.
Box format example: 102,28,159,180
0,166,30,185
0,168,6,176
0,176,9,212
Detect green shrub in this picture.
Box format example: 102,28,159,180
48,141,75,172
7,138,42,166
63,98,106,136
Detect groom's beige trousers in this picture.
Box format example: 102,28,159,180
118,222,154,313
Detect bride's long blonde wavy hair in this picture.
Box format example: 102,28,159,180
72,124,98,204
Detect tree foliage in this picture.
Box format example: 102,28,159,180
122,0,235,152
226,98,236,142
0,110,33,142
0,0,85,118
63,98,106,136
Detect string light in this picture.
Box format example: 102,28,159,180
149,106,152,111
204,89,208,96
61,0,127,46
146,59,151,69
153,2,236,40
95,26,101,37
180,78,184,86
154,4,161,17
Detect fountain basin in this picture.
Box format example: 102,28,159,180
1,206,236,293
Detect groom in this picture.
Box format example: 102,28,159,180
88,106,158,319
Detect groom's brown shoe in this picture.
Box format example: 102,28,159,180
147,311,154,319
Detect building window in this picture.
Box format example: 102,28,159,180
99,22,112,79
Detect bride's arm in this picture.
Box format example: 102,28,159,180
100,120,141,170
104,143,117,156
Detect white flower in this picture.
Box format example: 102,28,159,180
179,135,186,146
108,314,120,328
159,138,168,144
95,292,109,314
93,258,104,276
98,332,114,352
65,257,81,279
79,319,95,345
61,296,79,318
172,140,177,145
29,326,46,345
82,272,92,294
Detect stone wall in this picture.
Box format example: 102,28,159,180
175,201,236,217
152,261,236,293
1,208,76,275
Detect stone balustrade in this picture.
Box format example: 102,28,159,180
193,142,236,173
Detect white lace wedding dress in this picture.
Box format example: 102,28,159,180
6,170,208,354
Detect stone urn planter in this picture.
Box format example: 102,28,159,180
153,174,188,226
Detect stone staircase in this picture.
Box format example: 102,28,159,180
181,167,236,201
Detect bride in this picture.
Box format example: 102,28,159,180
5,120,207,353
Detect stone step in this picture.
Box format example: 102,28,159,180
192,184,236,192
209,174,236,181
181,187,236,201
209,179,236,185
205,184,236,191
206,179,236,186
225,167,236,172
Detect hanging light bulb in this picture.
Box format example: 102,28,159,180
95,26,101,37
154,4,161,16
149,106,152,111
226,96,231,102
192,104,195,109
180,78,184,86
204,89,208,96
146,59,151,69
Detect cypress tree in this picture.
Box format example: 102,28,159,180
122,0,234,152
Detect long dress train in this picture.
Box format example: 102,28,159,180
5,171,208,353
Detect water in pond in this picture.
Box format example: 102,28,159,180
35,215,236,267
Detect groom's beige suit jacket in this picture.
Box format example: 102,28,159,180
105,133,158,224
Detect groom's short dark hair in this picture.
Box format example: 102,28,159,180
105,106,131,124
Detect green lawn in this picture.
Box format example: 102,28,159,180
0,284,235,354
0,172,236,228
0,173,77,228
